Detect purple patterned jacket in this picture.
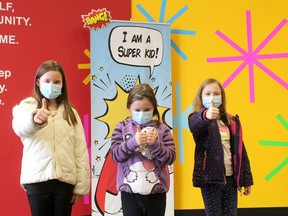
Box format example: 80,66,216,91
110,118,176,195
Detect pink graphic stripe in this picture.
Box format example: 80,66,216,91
83,114,90,205
248,63,255,102
255,61,288,89
222,61,247,88
257,53,288,59
207,55,245,62
246,10,255,102
246,10,253,53
216,30,247,55
84,114,90,150
254,19,288,54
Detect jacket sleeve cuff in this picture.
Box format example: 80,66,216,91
202,109,208,120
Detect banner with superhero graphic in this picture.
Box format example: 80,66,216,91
90,21,174,216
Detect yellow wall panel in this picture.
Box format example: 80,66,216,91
132,0,288,210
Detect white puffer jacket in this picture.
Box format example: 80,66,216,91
12,97,90,195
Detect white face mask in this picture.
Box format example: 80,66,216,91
202,96,222,108
132,111,153,125
40,83,62,99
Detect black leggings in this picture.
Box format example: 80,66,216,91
121,191,166,216
25,180,74,216
201,176,238,216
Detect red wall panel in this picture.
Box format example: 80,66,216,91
0,1,131,215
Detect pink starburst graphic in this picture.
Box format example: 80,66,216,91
207,10,288,102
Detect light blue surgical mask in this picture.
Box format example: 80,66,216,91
202,96,222,108
40,83,62,99
132,111,153,125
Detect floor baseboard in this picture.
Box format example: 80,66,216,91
174,207,288,216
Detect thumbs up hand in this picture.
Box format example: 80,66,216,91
146,127,158,145
135,125,147,146
205,99,220,120
33,98,51,124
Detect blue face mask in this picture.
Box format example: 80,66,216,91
132,111,153,125
202,96,222,108
40,83,62,99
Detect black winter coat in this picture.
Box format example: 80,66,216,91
188,109,253,189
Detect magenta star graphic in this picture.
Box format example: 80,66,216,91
207,10,288,102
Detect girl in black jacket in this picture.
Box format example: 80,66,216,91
188,78,253,216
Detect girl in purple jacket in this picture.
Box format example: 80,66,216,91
110,83,176,216
188,78,253,216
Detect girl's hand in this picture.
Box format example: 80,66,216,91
33,98,51,124
206,100,220,120
243,186,251,195
135,125,147,146
146,127,158,145
71,194,83,205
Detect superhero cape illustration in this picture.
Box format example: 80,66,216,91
94,151,119,215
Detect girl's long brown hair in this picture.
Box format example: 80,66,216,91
34,60,77,126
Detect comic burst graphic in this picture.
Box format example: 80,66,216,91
207,10,288,102
81,8,112,31
93,76,168,139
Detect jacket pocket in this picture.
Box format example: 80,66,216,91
202,151,207,170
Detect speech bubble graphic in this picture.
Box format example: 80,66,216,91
81,8,112,30
109,26,163,77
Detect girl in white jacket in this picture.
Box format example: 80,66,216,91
12,60,90,216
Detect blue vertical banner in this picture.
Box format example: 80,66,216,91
90,21,173,216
